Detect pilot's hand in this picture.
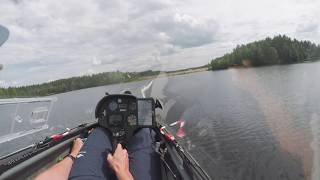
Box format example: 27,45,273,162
107,144,134,180
70,138,83,157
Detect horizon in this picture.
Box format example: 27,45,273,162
1,34,319,89
0,0,320,86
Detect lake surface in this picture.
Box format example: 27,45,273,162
1,62,320,180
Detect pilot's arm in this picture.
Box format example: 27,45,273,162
35,138,83,180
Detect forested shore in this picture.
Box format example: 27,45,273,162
209,35,320,70
0,66,206,98
0,71,160,98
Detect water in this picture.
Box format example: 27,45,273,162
1,62,320,180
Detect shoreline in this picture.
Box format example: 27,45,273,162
0,66,208,98
213,59,320,71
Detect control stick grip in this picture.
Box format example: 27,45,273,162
112,137,119,153
112,136,126,153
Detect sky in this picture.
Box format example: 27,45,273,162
0,0,319,86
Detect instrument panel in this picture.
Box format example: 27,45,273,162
95,94,155,143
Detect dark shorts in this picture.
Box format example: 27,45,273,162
69,127,161,180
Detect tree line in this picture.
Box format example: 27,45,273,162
0,70,160,98
209,35,320,70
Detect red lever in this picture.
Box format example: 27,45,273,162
176,127,186,138
50,134,64,141
160,126,175,141
169,119,186,138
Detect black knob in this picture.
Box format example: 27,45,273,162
124,91,132,94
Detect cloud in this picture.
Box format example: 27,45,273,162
92,57,102,66
296,19,320,40
297,24,319,34
150,13,218,48
0,0,319,86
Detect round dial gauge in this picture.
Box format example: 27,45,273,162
127,114,137,126
108,101,118,111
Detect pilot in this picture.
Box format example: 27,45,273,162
35,128,161,180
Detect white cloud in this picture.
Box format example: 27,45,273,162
92,57,102,66
0,0,319,86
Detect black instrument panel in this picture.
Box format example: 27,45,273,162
95,94,155,146
96,95,137,132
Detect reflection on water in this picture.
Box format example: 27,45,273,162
1,62,320,180
156,62,320,180
231,67,313,180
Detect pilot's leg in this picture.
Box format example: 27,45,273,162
127,128,161,180
69,127,115,180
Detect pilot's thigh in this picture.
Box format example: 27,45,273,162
127,128,161,180
69,127,114,180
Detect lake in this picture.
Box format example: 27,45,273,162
1,62,320,180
